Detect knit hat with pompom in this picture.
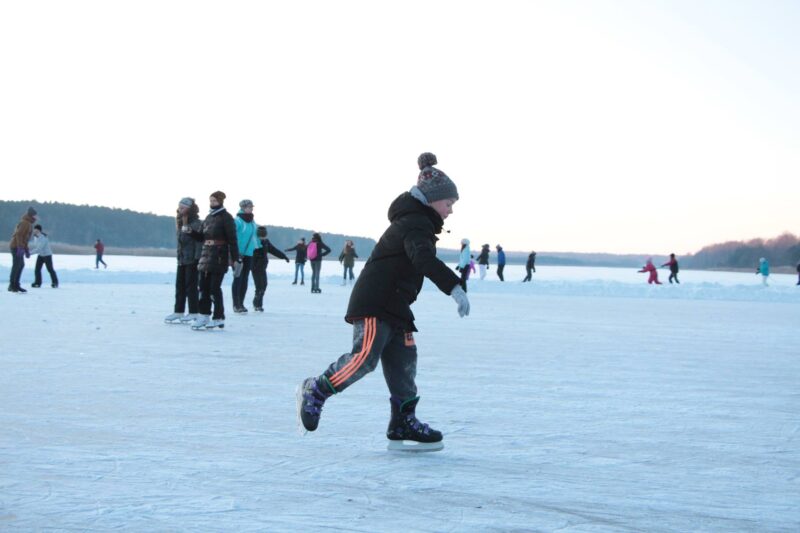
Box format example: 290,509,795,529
416,152,458,202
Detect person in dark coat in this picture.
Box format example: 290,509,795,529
339,240,358,285
796,260,800,286
29,224,59,288
8,207,37,293
164,198,204,324
661,253,680,284
189,191,239,329
476,244,490,280
523,251,536,282
307,232,331,293
495,244,506,282
297,152,470,451
286,238,307,285
251,226,290,311
94,239,107,269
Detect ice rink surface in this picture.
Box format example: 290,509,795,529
1,256,798,531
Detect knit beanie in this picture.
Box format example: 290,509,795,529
179,197,194,208
27,206,37,217
210,191,226,204
416,153,458,203
257,226,267,238
239,199,254,209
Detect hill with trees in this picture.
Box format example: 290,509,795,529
0,200,376,256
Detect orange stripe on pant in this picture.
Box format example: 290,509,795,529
330,317,376,387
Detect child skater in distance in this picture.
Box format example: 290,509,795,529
297,152,470,452
638,257,662,285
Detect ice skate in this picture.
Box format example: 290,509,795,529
190,315,210,330
296,377,332,434
179,313,198,324
164,312,183,324
206,318,225,329
386,397,444,452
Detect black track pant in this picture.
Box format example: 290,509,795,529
175,263,199,314
496,264,505,281
34,255,59,286
231,256,253,308
319,318,417,401
199,271,226,319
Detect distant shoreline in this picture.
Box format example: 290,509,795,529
6,242,796,274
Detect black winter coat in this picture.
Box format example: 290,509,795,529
177,215,203,265
345,192,461,332
195,208,239,273
526,253,536,269
476,248,490,265
252,238,289,272
286,243,307,263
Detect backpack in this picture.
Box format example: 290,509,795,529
307,241,318,261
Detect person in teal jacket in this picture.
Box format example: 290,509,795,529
756,257,770,287
231,199,262,312
456,238,471,292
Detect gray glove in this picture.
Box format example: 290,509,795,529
450,285,470,317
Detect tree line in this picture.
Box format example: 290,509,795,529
683,233,800,269
0,200,376,256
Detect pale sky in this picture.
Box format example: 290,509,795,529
1,0,798,254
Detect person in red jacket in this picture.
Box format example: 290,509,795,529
661,253,679,284
94,239,107,269
638,258,662,284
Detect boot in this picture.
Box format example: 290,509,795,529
297,377,334,432
387,396,442,443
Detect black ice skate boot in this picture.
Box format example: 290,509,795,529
296,377,334,434
386,396,443,452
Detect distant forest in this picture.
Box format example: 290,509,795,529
683,233,800,269
2,200,797,269
0,200,376,256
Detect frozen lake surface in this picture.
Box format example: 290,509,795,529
1,256,798,531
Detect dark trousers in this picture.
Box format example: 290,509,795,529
9,251,24,288
459,267,469,292
343,265,354,280
96,253,107,268
252,264,267,308
523,267,533,282
34,255,58,286
231,256,253,308
496,263,505,281
175,263,199,314
294,262,305,283
321,318,417,401
668,272,679,284
310,260,322,291
199,271,226,319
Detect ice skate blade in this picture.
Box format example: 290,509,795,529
387,440,444,453
295,384,308,436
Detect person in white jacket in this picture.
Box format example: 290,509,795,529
28,224,59,288
456,238,471,292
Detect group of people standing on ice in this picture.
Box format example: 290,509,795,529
454,239,537,289
163,193,361,330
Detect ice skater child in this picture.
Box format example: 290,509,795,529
638,258,662,284
297,152,470,452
